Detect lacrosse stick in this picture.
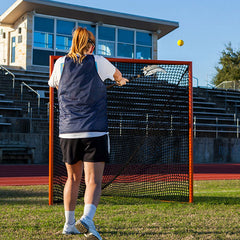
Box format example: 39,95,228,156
107,65,166,89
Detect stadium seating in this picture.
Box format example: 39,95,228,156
0,66,240,163
193,87,240,138
0,67,49,163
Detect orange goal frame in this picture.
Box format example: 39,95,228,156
48,56,193,205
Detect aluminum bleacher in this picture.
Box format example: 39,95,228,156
0,67,49,163
1,64,240,163
1,66,240,139
193,87,240,138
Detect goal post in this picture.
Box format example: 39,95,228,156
49,56,193,205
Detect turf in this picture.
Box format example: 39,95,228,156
0,180,239,239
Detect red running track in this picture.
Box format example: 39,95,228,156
193,163,240,180
0,164,239,186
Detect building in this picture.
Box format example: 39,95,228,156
0,0,180,165
0,0,179,71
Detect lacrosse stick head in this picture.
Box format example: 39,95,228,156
142,65,166,76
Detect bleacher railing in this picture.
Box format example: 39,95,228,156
20,82,41,114
0,65,15,94
216,80,240,91
193,115,240,138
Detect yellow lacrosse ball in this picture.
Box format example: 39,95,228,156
177,39,184,46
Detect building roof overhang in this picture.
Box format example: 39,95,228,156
0,0,179,39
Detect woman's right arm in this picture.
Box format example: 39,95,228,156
113,68,129,86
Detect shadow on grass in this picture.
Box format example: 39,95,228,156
100,195,240,206
1,186,239,207
193,196,240,205
0,186,48,205
99,195,187,206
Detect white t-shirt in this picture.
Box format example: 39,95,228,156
48,55,116,139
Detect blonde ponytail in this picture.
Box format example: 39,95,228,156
68,27,95,63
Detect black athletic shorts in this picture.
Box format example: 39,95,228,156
60,134,109,165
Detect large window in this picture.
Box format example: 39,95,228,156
33,49,54,66
34,32,53,48
97,26,115,57
33,16,54,66
56,20,75,52
136,32,152,59
32,15,153,66
34,17,54,49
117,29,134,58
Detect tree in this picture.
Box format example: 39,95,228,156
213,42,240,87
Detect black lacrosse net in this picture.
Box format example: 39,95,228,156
52,60,191,203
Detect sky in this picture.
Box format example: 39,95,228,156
1,0,240,87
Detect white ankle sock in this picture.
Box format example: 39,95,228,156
83,204,97,220
65,210,75,225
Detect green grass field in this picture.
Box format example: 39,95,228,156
0,180,239,240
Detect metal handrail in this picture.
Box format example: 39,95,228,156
21,81,40,114
193,115,239,138
0,65,15,94
207,83,215,88
193,76,199,87
215,80,240,91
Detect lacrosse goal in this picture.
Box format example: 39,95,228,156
49,56,193,204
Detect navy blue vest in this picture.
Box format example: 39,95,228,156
58,55,108,134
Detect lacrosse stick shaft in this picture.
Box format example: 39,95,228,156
107,74,142,89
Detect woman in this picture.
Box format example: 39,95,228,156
48,27,128,240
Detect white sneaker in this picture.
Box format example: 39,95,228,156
62,222,81,235
75,216,102,240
